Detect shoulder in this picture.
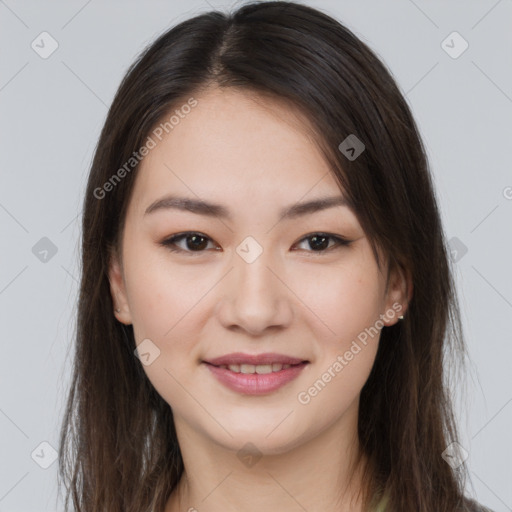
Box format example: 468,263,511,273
460,496,495,512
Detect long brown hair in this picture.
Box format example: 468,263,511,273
58,2,474,510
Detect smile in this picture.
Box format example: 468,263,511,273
203,361,309,395
215,363,295,374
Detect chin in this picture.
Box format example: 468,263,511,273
203,417,311,457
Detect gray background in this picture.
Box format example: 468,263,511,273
1,0,511,510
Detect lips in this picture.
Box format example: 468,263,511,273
203,352,308,367
202,353,309,395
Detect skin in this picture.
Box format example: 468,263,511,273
108,87,410,512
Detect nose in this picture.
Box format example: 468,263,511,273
215,246,294,336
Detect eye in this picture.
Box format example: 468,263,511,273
293,232,352,254
160,232,219,255
159,231,352,255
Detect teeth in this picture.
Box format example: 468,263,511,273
218,363,296,374
255,364,273,374
241,364,256,374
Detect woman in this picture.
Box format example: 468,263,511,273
58,2,493,511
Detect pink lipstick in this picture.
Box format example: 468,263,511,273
202,352,309,395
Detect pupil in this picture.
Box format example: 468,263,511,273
310,235,328,251
187,235,207,251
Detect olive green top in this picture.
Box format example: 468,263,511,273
374,492,389,512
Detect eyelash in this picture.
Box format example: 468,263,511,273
159,231,352,256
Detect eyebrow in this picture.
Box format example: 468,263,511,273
144,194,350,221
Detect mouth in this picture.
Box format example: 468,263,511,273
203,361,308,374
202,352,309,372
201,352,310,395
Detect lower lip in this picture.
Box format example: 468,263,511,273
203,362,308,395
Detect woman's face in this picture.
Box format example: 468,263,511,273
109,87,407,455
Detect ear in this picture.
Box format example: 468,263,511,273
107,246,133,325
381,261,413,327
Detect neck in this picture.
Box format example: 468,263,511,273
165,399,367,512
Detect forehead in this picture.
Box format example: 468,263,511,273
129,87,346,216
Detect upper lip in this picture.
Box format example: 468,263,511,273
203,352,309,366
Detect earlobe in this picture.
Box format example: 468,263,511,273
107,250,133,325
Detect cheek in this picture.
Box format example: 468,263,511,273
122,244,222,408
122,248,206,412
123,240,205,341
294,253,384,396
294,267,383,423
294,255,384,346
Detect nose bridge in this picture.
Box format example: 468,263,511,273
218,235,292,334
234,235,281,302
